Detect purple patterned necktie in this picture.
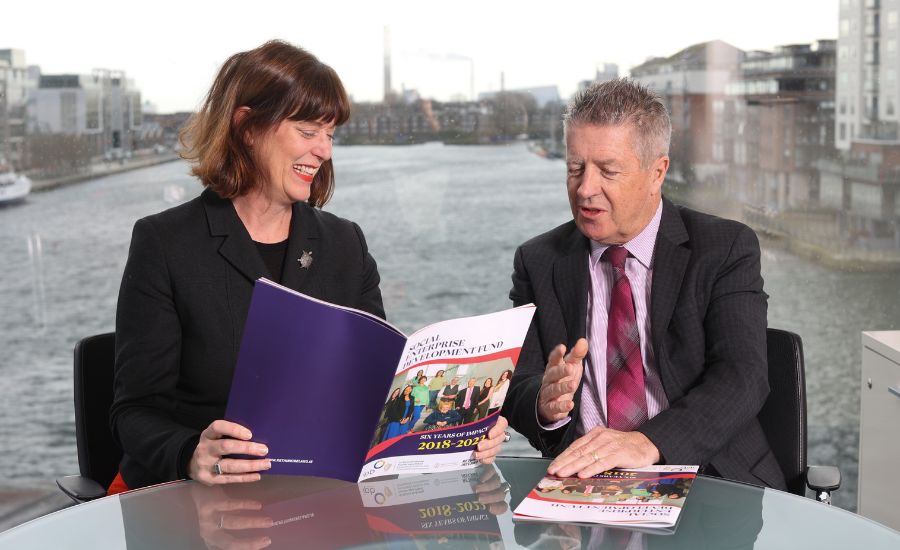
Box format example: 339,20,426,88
603,246,648,432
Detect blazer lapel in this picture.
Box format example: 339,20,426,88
203,189,267,283
279,201,323,297
552,226,590,343
650,197,690,364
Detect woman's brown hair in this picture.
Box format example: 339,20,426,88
179,40,350,207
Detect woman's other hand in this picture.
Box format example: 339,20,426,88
189,420,271,485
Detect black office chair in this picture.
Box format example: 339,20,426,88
56,332,122,503
759,328,841,503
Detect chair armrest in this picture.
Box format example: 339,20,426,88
56,475,108,503
806,465,841,504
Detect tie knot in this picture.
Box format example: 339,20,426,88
602,246,628,269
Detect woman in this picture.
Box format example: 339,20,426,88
373,387,402,444
108,41,384,492
487,369,512,416
381,386,412,441
427,369,446,409
109,41,509,492
410,375,429,429
383,385,415,440
422,398,462,431
476,377,494,420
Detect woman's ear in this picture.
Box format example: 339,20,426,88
232,106,252,146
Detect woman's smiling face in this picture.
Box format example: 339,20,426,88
254,119,334,204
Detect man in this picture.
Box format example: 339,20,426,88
456,377,481,424
441,376,461,403
503,78,785,489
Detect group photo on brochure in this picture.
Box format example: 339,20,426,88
371,362,514,444
513,466,699,529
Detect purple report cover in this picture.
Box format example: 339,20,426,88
225,279,407,482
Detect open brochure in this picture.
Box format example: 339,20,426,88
513,465,699,530
224,278,536,482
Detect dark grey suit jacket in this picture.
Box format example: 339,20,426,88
110,188,384,489
503,197,786,489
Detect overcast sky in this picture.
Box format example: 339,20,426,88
4,0,839,113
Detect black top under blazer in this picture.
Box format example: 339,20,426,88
502,197,787,490
110,188,385,489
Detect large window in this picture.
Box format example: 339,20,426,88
85,89,100,131
2,0,898,521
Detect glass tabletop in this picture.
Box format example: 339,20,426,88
2,457,898,549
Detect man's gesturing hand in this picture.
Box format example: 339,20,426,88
537,338,588,424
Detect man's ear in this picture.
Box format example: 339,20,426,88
232,106,252,145
650,155,669,194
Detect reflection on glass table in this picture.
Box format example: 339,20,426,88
2,457,899,549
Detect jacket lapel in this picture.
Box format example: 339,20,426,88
203,189,267,283
552,225,590,343
279,201,323,297
650,197,690,367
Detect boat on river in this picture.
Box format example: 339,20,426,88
0,159,31,205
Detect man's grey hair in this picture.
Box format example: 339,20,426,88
564,78,671,168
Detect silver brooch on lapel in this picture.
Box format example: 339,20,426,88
298,250,314,269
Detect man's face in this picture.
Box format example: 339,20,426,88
565,123,668,244
467,378,476,388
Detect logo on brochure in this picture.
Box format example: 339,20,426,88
360,459,395,481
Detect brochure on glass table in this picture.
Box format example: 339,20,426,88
224,278,535,482
513,465,699,529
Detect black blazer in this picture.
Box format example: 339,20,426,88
110,188,384,489
502,197,786,490
384,397,415,423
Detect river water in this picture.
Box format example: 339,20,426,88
1,143,897,511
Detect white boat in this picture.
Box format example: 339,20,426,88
0,159,31,204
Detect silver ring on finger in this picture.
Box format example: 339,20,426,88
503,432,511,443
213,462,223,475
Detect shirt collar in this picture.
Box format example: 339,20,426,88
589,200,663,270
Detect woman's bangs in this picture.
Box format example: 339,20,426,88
287,64,350,125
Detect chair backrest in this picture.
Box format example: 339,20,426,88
73,332,122,489
758,328,807,496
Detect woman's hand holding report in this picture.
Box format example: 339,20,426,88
189,420,271,486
